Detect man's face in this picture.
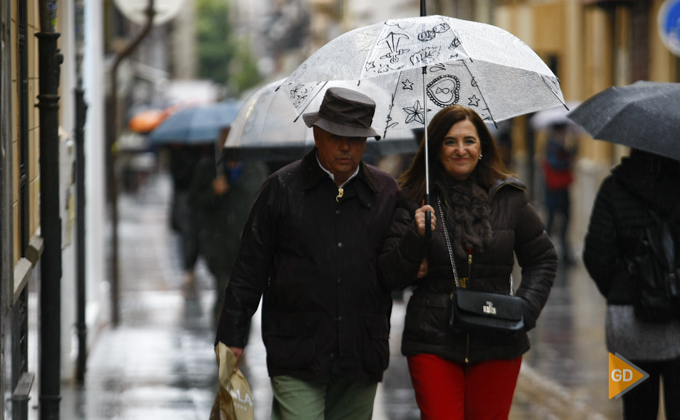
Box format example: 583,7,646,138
314,127,367,185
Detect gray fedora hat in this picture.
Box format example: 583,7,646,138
303,87,381,140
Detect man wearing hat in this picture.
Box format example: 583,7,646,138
215,87,399,419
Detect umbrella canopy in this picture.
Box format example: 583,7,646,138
223,80,417,161
129,109,166,133
149,101,241,144
281,14,565,136
567,81,680,160
529,101,582,130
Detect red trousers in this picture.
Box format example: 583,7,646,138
407,353,522,420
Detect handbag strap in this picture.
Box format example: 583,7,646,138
437,196,460,289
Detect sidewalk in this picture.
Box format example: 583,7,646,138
57,171,623,419
60,173,219,419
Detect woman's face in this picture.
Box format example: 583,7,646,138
439,119,482,181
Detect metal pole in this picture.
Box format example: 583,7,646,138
36,8,63,419
74,88,87,382
74,0,88,384
0,0,12,413
107,0,155,326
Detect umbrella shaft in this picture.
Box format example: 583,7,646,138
422,68,429,197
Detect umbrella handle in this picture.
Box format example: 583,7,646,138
425,193,431,240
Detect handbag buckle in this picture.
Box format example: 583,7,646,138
483,301,497,315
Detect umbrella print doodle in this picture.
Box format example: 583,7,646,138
402,79,414,90
403,100,430,125
426,75,460,107
380,32,410,64
410,46,441,66
450,36,461,51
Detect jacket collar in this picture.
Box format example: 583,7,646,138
488,176,527,200
301,148,379,193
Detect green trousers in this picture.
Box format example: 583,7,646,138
270,371,378,420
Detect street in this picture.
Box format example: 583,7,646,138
57,170,624,419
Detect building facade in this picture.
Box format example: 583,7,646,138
1,0,108,418
494,0,680,242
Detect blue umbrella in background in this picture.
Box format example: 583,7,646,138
149,100,242,144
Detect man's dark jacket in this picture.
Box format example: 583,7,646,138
216,149,400,382
379,178,557,364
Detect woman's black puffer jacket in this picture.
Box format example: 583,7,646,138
379,177,557,364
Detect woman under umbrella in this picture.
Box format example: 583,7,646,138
379,105,557,418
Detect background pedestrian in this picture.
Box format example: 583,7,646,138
189,139,268,326
168,143,212,296
541,122,576,264
583,148,680,419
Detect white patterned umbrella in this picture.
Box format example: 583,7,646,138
281,14,566,226
281,15,565,137
222,80,418,161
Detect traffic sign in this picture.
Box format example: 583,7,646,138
658,0,680,57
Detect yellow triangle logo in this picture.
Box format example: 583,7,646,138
608,352,649,399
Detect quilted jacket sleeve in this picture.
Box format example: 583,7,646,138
582,176,633,303
513,192,558,331
379,196,429,291
215,175,278,347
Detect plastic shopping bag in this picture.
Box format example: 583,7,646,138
210,342,254,420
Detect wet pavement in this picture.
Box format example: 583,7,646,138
55,171,624,419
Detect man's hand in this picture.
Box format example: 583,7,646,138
414,204,436,237
229,346,244,372
417,258,429,279
213,175,230,195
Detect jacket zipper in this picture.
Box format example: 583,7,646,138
465,247,473,363
467,248,473,284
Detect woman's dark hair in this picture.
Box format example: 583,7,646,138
399,105,512,202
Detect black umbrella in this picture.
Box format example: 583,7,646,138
567,81,680,160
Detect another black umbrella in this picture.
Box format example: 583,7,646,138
568,81,680,160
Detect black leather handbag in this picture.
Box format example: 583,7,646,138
437,197,524,337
